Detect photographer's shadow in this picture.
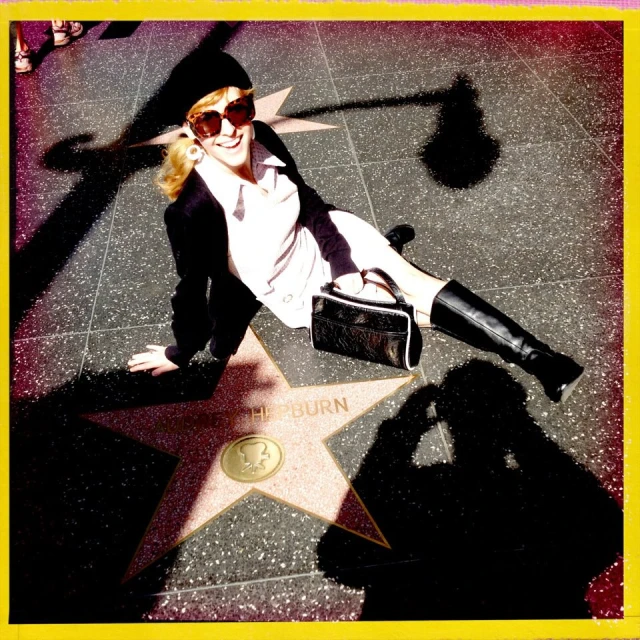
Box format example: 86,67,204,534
318,360,622,620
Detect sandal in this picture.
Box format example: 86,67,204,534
67,22,84,39
52,21,71,46
52,21,83,47
14,48,33,74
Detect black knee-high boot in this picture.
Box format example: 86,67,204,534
430,280,584,402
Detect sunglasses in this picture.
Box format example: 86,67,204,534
187,95,256,139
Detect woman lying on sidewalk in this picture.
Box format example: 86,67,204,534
128,60,583,403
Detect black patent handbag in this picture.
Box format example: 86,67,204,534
310,268,422,370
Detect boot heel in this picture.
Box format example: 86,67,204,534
559,370,584,403
530,351,584,403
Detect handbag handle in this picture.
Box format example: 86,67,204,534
323,268,409,306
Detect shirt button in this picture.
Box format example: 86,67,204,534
283,294,293,303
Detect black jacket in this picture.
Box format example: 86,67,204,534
164,121,358,367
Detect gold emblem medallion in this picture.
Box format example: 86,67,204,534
221,435,285,483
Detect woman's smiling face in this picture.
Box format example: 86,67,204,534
197,87,253,176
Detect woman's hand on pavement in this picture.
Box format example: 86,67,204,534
334,272,364,295
128,345,179,376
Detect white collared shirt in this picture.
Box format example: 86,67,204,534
195,141,329,328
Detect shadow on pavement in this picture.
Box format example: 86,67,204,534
9,357,276,623
318,360,622,620
11,21,240,333
288,72,501,189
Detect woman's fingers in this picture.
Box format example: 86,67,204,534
128,352,157,366
128,351,162,370
128,360,157,372
129,346,166,364
128,345,178,376
128,356,150,367
130,351,153,360
151,362,179,377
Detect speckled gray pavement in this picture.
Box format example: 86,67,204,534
10,21,623,622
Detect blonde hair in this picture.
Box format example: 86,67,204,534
156,86,255,201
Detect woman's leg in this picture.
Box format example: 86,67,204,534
51,21,70,46
367,246,583,403
15,22,29,51
14,22,33,74
362,245,448,326
51,21,83,47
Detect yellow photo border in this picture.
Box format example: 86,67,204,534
1,3,638,639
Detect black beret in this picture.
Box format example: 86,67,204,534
127,35,253,143
175,51,253,118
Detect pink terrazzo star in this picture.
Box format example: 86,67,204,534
254,87,338,134
85,329,413,580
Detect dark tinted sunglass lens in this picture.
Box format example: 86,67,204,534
226,98,254,128
195,111,222,137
